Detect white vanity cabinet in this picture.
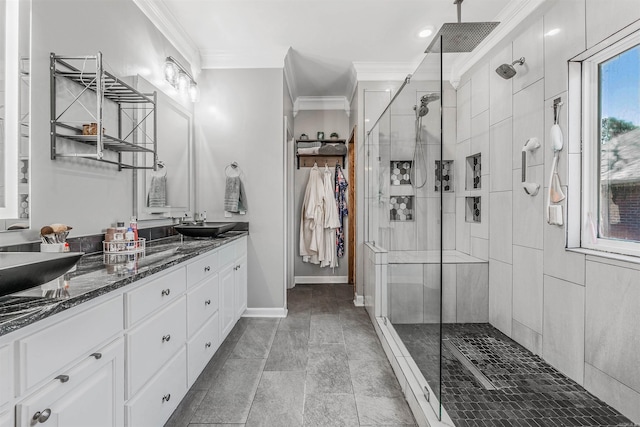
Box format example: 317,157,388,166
1,235,247,427
219,236,248,342
15,337,124,427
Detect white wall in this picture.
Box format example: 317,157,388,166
293,110,350,280
195,68,285,311
456,1,640,422
2,0,192,245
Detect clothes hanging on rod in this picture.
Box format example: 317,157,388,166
299,163,340,268
335,164,348,258
322,165,341,268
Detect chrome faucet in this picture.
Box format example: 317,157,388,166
195,211,207,224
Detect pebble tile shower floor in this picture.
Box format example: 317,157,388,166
164,284,416,427
394,323,638,427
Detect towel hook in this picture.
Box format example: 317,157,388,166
552,97,563,125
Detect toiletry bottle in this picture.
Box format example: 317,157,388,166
129,216,139,247
115,222,127,251
125,227,135,250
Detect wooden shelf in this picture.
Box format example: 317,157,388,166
295,139,347,169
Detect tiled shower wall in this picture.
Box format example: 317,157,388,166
454,1,640,423
365,82,457,251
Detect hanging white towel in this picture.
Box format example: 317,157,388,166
224,176,248,213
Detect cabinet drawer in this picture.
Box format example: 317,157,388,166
18,295,123,393
219,242,235,267
187,312,219,387
186,251,219,289
187,273,219,337
16,337,124,427
126,297,186,398
125,267,186,327
125,346,187,427
0,344,11,408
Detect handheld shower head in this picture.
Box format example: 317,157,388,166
495,57,525,79
414,93,440,117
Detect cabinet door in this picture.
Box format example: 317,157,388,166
126,297,186,398
0,344,11,409
16,338,124,427
0,410,12,427
234,254,247,320
186,273,219,338
219,264,235,341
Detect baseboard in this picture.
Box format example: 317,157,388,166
242,307,288,318
353,294,364,306
295,275,349,284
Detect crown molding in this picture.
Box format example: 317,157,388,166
201,47,290,69
449,0,549,86
283,48,297,104
133,0,201,75
293,96,350,118
351,61,422,82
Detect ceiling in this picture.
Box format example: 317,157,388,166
135,0,539,100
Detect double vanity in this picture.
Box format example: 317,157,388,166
0,231,248,427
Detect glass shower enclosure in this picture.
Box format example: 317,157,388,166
364,38,448,419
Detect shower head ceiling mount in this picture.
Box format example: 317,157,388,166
425,0,500,54
495,57,525,79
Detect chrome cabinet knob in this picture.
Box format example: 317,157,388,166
90,352,102,360
32,408,51,423
161,288,171,296
204,299,211,306
162,393,171,403
205,342,212,348
162,334,171,342
204,266,211,272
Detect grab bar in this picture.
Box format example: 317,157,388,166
521,137,540,196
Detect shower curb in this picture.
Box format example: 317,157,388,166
373,316,455,427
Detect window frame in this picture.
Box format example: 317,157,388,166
580,31,640,257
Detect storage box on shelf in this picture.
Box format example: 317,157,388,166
50,52,157,171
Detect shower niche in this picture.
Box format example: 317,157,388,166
465,196,481,223
390,160,412,186
466,153,481,189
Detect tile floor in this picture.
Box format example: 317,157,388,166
164,284,416,427
394,323,638,427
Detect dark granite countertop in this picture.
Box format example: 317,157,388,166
0,231,248,338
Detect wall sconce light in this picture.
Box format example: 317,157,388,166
163,56,199,102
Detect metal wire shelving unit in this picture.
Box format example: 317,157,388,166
50,52,157,170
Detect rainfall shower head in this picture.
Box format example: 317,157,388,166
495,57,526,79
425,0,499,54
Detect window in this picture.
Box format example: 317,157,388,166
580,31,640,256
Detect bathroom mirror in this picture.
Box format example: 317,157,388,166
0,0,30,232
133,75,194,220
